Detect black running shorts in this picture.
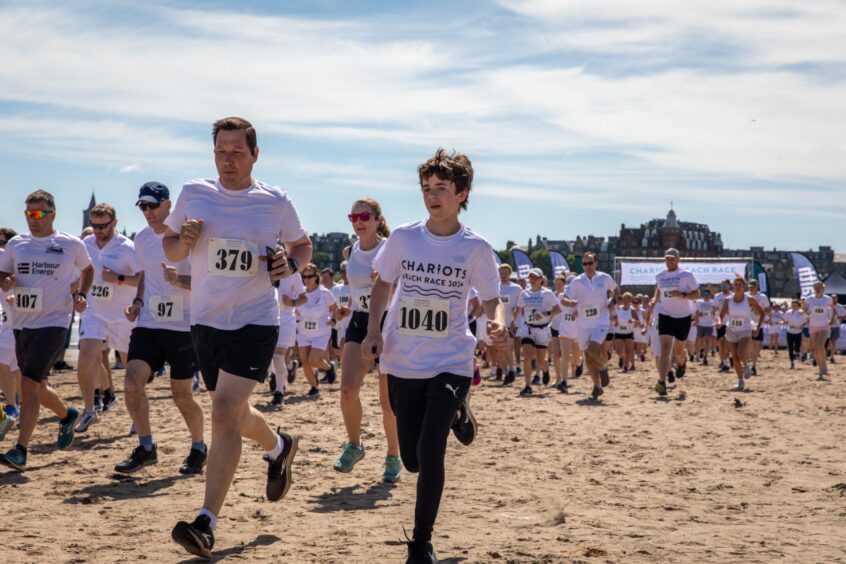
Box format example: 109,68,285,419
344,311,369,344
716,325,727,339
190,324,278,391
752,327,764,342
614,332,634,340
128,327,197,380
14,327,67,383
658,314,692,342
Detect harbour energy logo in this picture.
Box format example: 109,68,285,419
18,262,30,275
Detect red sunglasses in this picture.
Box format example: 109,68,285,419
348,212,375,222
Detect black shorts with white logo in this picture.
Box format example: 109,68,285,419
344,311,369,344
190,324,278,391
128,327,197,380
15,327,67,383
658,314,692,342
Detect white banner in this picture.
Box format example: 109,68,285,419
619,261,747,286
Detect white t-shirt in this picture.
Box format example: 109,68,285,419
615,306,635,333
277,273,305,322
712,292,730,324
347,239,385,313
499,282,523,327
746,291,771,328
132,225,192,332
832,303,845,327
84,233,142,321
806,296,833,328
655,269,698,318
298,285,336,334
695,299,715,327
164,178,307,330
783,310,807,334
0,264,13,334
374,221,499,379
517,287,559,327
563,271,617,328
331,283,351,311
0,232,91,329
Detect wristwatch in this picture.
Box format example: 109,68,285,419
118,274,126,284
287,258,299,274
133,298,144,307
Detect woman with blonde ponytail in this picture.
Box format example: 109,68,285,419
333,197,400,482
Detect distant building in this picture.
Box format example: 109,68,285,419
310,232,352,272
723,246,835,297
618,207,723,259
82,192,97,233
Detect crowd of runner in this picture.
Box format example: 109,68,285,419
0,117,843,563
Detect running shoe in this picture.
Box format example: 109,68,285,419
0,445,26,471
591,385,603,399
406,539,437,564
179,447,207,475
333,441,365,473
269,373,277,393
74,410,98,433
702,357,708,366
600,369,610,388
93,389,103,413
542,371,550,386
451,395,476,446
655,380,667,396
743,364,752,379
531,375,541,386
574,365,583,378
307,386,320,397
556,382,568,394
101,389,117,412
192,372,200,392
172,514,214,559
667,370,675,384
676,364,686,380
751,365,758,376
472,366,481,386
287,363,297,384
790,361,795,369
57,407,79,449
618,357,624,369
265,428,298,502
383,455,402,483
0,414,12,443
734,379,745,391
502,370,515,386
326,361,338,384
114,444,158,474
4,404,20,421
271,390,284,406
719,364,730,373
519,385,533,397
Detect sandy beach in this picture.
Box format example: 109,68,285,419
1,349,844,563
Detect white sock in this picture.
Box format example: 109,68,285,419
272,354,286,378
267,434,285,459
198,509,218,530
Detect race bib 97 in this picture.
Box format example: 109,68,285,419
14,287,43,312
150,295,184,322
398,296,449,338
90,283,113,302
208,238,259,277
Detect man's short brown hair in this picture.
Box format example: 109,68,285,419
25,189,56,211
90,203,116,220
213,117,257,156
418,148,474,211
321,268,334,277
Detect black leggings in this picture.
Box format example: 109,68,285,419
388,373,469,543
786,332,802,362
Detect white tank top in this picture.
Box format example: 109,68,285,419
726,296,752,331
616,306,634,333
346,239,386,313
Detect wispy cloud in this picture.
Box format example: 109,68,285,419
119,164,140,173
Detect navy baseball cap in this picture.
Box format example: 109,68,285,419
136,181,170,205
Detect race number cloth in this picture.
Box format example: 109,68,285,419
164,178,306,330
655,269,698,318
298,285,336,335
84,233,142,321
806,296,833,329
374,221,499,379
517,288,558,327
347,239,385,313
0,233,91,329
563,271,617,329
133,225,192,331
620,261,745,286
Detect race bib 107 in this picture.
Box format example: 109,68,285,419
398,296,449,338
208,238,259,277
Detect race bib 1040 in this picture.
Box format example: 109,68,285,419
397,296,449,338
150,294,184,322
208,238,259,277
14,287,43,313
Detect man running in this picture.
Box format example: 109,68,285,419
165,117,311,558
0,190,92,470
652,248,699,396
76,203,142,432
115,182,207,475
496,264,522,385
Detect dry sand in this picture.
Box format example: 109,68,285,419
1,350,845,563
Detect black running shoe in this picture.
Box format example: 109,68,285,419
600,369,610,388
307,386,319,397
556,382,568,393
326,362,337,384
676,363,686,379
172,514,214,559
495,367,503,381
542,371,550,385
114,444,158,474
531,375,541,386
591,385,603,399
265,429,298,502
269,373,277,393
655,380,667,396
519,385,533,397
667,370,675,384
502,370,515,386
574,364,583,378
102,389,117,412
179,447,207,475
271,390,284,406
451,395,477,446
287,364,297,384
618,357,624,368
93,389,103,413
406,539,437,564
751,365,757,376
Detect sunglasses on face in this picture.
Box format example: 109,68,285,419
91,220,114,230
25,210,52,219
138,202,160,212
302,274,317,280
348,212,375,222
582,261,595,266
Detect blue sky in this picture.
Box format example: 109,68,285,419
1,0,844,252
